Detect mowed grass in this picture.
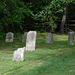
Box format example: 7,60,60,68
0,33,75,75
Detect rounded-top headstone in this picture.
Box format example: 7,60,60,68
26,31,37,51
5,32,14,42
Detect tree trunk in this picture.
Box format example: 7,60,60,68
60,2,68,34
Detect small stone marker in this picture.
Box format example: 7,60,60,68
68,32,74,45
22,32,27,42
46,33,53,43
6,32,14,42
26,31,37,51
13,47,25,61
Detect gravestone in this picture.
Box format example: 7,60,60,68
74,33,75,42
13,47,25,61
22,32,27,42
5,32,14,42
46,33,53,43
26,31,37,51
68,32,74,45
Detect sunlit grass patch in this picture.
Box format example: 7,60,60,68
0,33,75,75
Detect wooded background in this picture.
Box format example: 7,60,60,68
0,0,75,34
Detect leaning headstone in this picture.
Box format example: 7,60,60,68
5,32,14,42
26,31,37,51
13,47,25,61
22,32,27,42
46,33,53,43
68,32,74,45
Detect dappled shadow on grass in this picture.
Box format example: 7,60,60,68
0,34,75,75
0,40,26,51
17,49,75,75
36,40,75,51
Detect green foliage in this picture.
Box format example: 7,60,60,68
34,0,64,31
0,0,34,32
34,0,75,31
0,32,5,40
0,0,75,32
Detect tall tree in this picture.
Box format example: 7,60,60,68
60,2,69,34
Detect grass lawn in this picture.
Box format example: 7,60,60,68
0,33,75,75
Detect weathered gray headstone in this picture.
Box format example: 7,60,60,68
46,33,53,43
13,47,25,61
74,33,75,42
26,31,37,51
5,32,14,42
22,32,27,42
68,32,74,45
